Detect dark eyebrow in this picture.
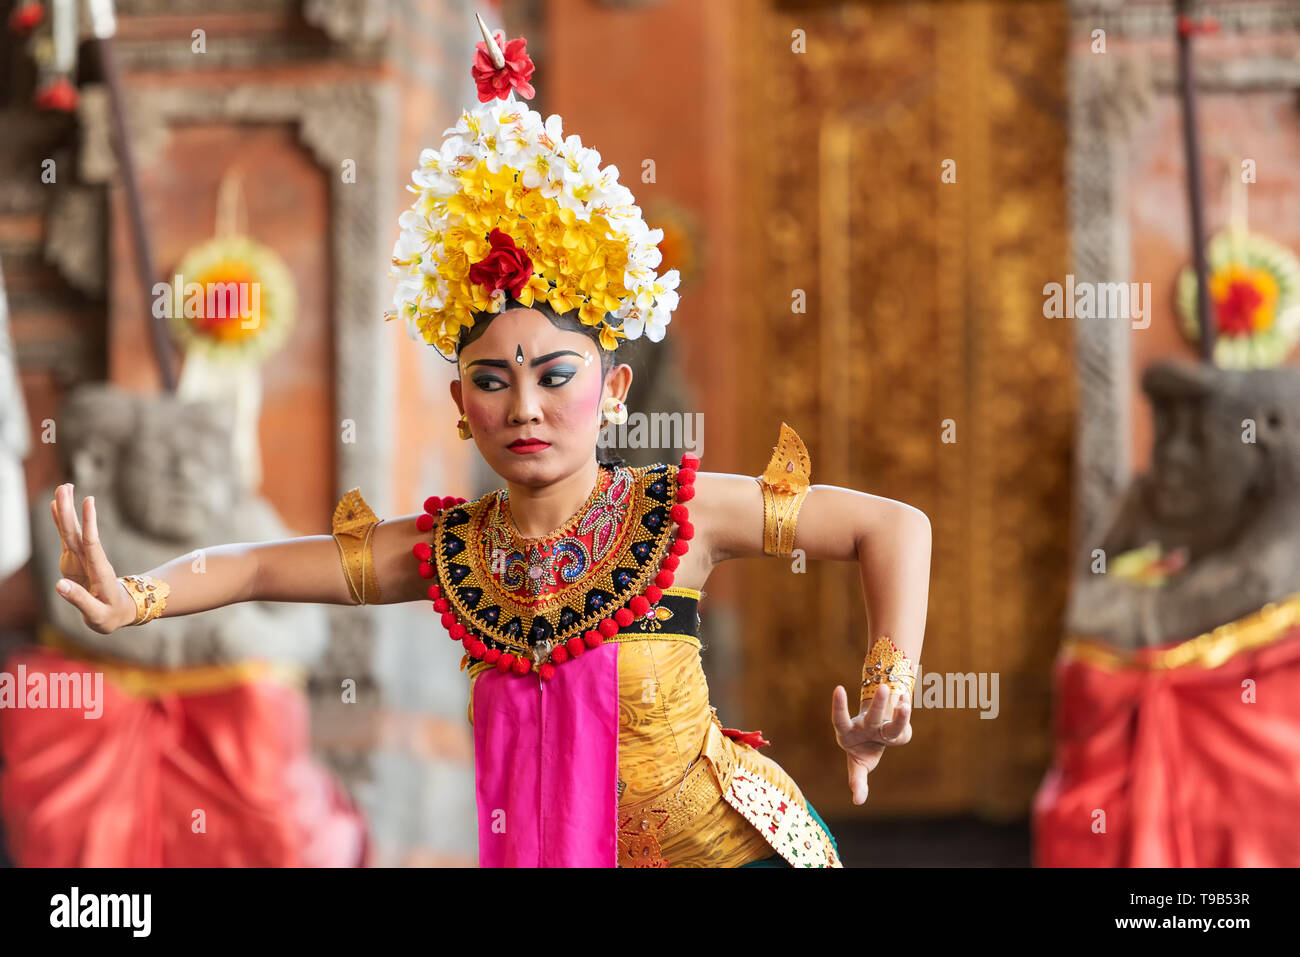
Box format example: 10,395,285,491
465,350,583,371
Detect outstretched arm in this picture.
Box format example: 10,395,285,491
690,470,932,805
50,483,433,634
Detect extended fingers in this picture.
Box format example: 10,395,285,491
79,495,117,587
55,577,113,633
882,697,913,744
830,685,856,738
55,484,83,551
848,755,869,806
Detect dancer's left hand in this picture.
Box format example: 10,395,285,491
830,685,912,806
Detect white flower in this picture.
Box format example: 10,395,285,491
557,144,602,219
618,303,647,340
643,303,672,342
413,139,474,193
635,268,680,313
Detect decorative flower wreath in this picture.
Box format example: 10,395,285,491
384,21,680,361
1176,228,1300,369
168,234,296,364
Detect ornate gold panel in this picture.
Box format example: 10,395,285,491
735,0,1072,818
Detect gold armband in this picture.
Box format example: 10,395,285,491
120,574,170,625
859,636,916,712
334,487,382,605
755,422,811,556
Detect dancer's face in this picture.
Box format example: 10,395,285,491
451,307,629,487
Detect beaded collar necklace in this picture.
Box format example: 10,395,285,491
412,454,701,679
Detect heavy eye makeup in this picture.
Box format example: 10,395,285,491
471,364,578,392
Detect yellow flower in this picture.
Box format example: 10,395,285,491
537,208,579,250
511,185,550,221
598,324,626,352
515,273,551,308
547,283,582,314
458,279,494,315
578,297,608,327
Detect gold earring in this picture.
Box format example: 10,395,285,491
457,413,473,440
601,397,628,426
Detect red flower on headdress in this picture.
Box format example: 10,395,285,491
473,31,536,102
469,228,534,300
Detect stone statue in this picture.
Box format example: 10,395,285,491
29,383,328,669
1066,359,1300,649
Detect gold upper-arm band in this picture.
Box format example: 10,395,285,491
755,422,812,556
333,487,382,605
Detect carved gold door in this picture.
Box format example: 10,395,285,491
734,0,1073,818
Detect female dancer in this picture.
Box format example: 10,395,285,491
48,22,930,867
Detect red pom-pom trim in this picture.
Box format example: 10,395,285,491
670,539,689,557
598,618,619,638
552,646,569,664
449,622,466,639
680,454,700,470
676,485,696,503
512,656,532,676
470,639,487,658
427,584,441,600
629,596,650,616
432,597,450,613
423,496,442,514
655,570,675,589
485,648,502,664
441,612,456,629
615,608,634,627
669,504,689,522
539,662,556,681
416,513,434,532
567,636,586,656
413,542,432,560
585,630,604,648
418,561,435,578
497,653,515,673
676,521,694,540
644,585,662,604
661,554,679,572
677,469,696,486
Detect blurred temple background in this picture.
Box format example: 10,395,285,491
1,0,1299,867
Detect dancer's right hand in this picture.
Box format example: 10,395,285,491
49,483,135,634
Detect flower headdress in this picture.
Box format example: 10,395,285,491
385,15,680,361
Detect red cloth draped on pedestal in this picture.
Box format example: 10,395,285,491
0,646,368,867
1033,624,1300,867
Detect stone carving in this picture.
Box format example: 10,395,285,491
1067,361,1300,648
303,0,391,45
43,179,106,298
31,383,329,669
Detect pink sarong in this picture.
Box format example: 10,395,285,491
471,641,620,867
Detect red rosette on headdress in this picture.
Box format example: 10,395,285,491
472,24,536,102
469,228,534,302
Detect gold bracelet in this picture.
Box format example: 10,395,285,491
859,635,916,712
333,487,382,605
756,422,812,557
120,574,171,625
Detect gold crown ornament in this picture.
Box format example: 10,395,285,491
385,14,681,361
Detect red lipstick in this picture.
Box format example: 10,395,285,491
508,438,551,454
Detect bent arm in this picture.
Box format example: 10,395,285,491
692,471,932,663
